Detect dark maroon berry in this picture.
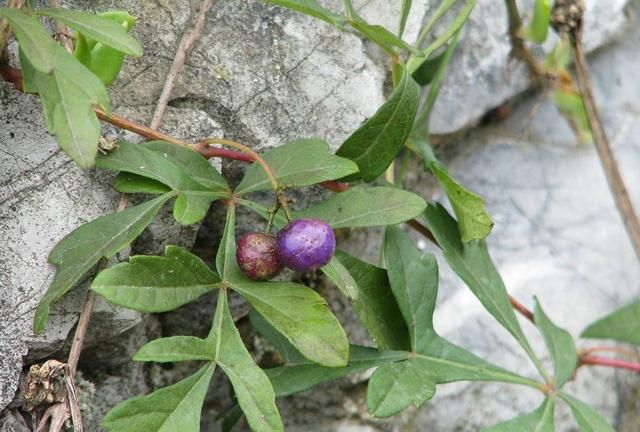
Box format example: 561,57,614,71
236,232,283,280
276,219,335,272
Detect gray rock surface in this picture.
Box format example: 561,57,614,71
1,0,637,430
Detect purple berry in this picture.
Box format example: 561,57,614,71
236,232,283,280
276,219,336,272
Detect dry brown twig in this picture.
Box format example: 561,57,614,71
550,0,640,262
150,0,214,129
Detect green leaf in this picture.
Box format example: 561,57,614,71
75,11,138,86
0,8,57,73
336,66,420,181
424,204,525,343
263,0,347,27
520,0,551,44
414,335,539,387
102,363,215,432
429,161,494,242
321,255,358,300
534,299,577,387
20,46,111,168
134,336,215,363
37,8,142,56
383,226,438,352
407,0,476,74
142,141,229,192
215,290,283,432
216,204,244,283
231,279,349,367
336,250,410,351
267,345,408,397
91,245,220,313
398,0,412,38
349,20,419,56
411,50,447,86
581,299,640,346
296,186,426,228
114,172,172,194
423,204,540,371
367,359,436,417
235,139,358,195
250,310,307,364
34,193,172,333
482,398,555,432
96,141,230,224
560,393,616,432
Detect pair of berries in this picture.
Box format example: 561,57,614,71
236,219,335,280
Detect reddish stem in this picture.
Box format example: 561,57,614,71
579,355,640,373
510,296,535,323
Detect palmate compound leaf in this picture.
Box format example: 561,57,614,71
217,204,350,368
336,65,420,181
235,138,358,195
533,299,577,387
580,298,640,346
365,226,541,417
102,363,215,432
482,397,555,432
34,193,173,333
116,287,282,431
20,45,111,168
560,393,616,432
37,7,142,56
96,140,231,224
91,245,221,313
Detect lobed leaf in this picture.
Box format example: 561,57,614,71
235,138,358,195
367,359,436,417
580,299,640,346
520,0,551,44
534,299,577,387
296,186,426,228
336,66,420,181
37,8,142,56
102,363,215,432
91,245,220,313
34,193,172,333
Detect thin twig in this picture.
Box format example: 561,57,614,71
571,41,640,261
503,0,546,80
49,0,74,53
149,0,214,129
510,296,535,323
